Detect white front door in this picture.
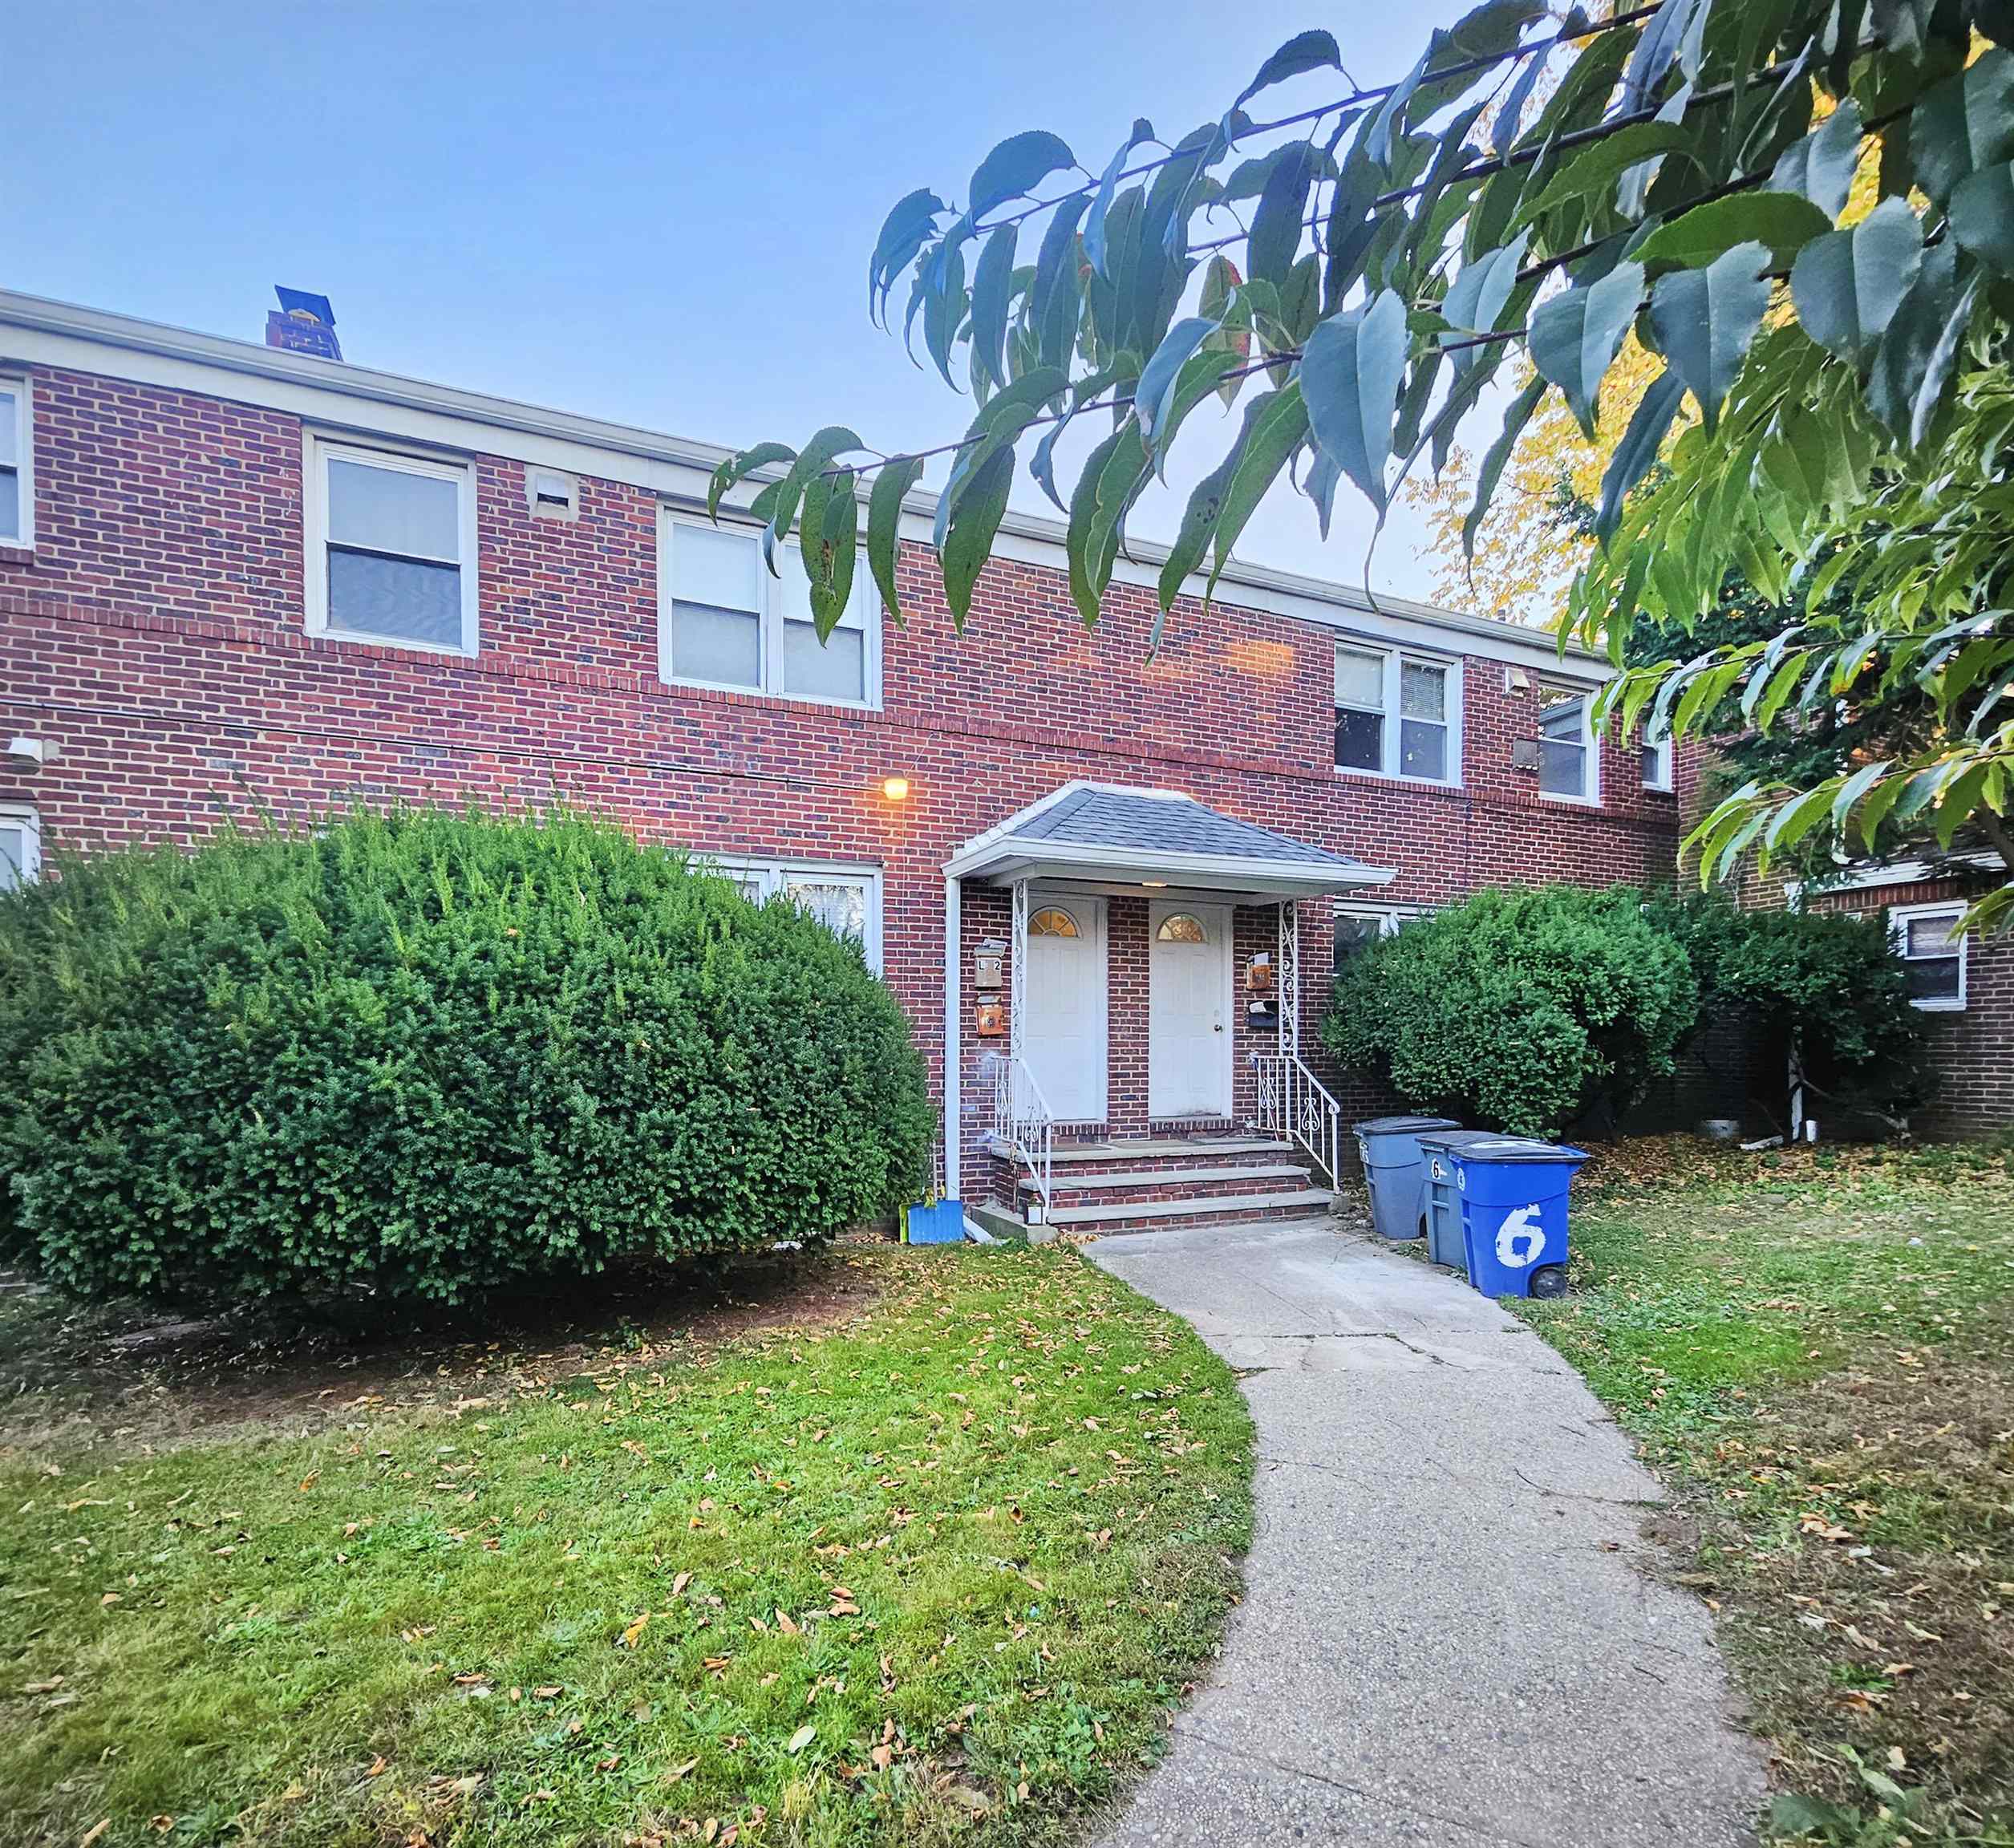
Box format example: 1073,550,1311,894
1019,897,1107,1124
1149,900,1231,1118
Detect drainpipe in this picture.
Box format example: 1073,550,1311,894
943,875,961,1202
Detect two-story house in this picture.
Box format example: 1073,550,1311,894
0,287,1704,1229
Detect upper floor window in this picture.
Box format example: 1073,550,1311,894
0,377,31,549
660,515,878,708
0,805,41,890
305,439,477,656
1641,720,1674,792
1892,902,1966,1011
1538,679,1599,803
1333,643,1457,783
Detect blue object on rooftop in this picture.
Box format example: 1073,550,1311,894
274,286,336,326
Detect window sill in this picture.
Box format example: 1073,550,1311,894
1538,791,1603,809
307,624,478,661
1908,997,1966,1014
662,675,881,715
0,538,35,556
1333,765,1462,792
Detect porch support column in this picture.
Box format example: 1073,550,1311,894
943,876,962,1202
1009,879,1029,1067
1278,899,1301,1056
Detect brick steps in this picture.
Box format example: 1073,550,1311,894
988,1133,1333,1233
1039,1188,1335,1232
1036,1162,1314,1209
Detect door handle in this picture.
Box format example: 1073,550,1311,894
1212,1022,1223,1032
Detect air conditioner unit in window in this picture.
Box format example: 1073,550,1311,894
1510,738,1540,771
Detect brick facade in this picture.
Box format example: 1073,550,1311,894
0,328,1713,1196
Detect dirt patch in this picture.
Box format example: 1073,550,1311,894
1659,1315,2014,1830
0,1243,888,1455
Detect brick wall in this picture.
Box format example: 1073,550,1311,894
0,359,1700,1185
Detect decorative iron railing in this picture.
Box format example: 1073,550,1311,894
987,1051,1056,1222
1252,1052,1343,1188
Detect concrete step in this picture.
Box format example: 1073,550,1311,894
1038,1188,1335,1231
988,1134,1295,1175
1024,1161,1314,1206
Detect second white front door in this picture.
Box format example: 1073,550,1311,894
1019,897,1108,1124
1149,900,1231,1118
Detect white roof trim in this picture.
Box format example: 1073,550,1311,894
0,287,1607,676
1786,850,2001,902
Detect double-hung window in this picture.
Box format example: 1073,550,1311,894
1538,679,1599,802
1332,902,1428,972
306,439,477,654
1641,719,1674,792
0,376,31,549
0,805,41,890
1333,643,1457,783
660,515,878,707
708,857,884,971
1891,902,1967,1011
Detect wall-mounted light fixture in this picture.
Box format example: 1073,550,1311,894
880,776,910,802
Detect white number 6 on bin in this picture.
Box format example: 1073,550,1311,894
1494,1203,1546,1269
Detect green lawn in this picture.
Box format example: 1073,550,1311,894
1518,1141,2014,1846
0,1245,1254,1848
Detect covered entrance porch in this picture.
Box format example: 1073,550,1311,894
941,783,1393,1233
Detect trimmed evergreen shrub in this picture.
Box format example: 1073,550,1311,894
0,807,933,1310
1323,884,1698,1137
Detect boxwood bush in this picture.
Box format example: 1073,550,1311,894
0,807,932,1311
1323,884,1698,1137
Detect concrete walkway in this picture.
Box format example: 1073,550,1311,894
1088,1218,1764,1848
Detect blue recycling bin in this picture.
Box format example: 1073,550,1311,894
1416,1131,1506,1271
1437,1135,1588,1300
905,1198,966,1244
1353,1115,1460,1242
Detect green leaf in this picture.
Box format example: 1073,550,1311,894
1769,99,1864,218
1514,123,1700,228
969,131,1076,219
1464,373,1546,559
1159,420,1254,617
866,456,925,626
967,224,1019,396
707,442,796,522
1630,190,1832,271
1831,758,1890,832
766,428,865,561
1365,48,1428,168
1622,0,1709,115
1136,318,1219,449
1951,158,2014,273
1065,421,1149,626
1528,261,1644,439
1867,237,1969,440
1789,196,1923,364
1908,47,2014,203
869,189,946,325
1647,241,1771,434
938,445,1013,629
1249,141,1319,284
1234,30,1343,111
1595,367,1687,540
1084,123,1153,282
1302,290,1409,513
808,469,858,639
1439,231,1529,366
1204,383,1309,604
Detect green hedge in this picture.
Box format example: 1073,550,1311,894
0,807,933,1310
1323,885,1698,1137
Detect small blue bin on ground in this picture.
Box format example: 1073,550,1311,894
1353,1115,1460,1242
1435,1135,1588,1300
905,1199,965,1244
1416,1131,1506,1271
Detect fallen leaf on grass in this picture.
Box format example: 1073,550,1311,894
620,1612,650,1648
786,1724,816,1754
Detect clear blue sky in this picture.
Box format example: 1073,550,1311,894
7,0,1487,600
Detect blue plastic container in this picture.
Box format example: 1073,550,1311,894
1353,1115,1460,1242
1441,1136,1587,1299
1416,1131,1506,1270
905,1199,966,1245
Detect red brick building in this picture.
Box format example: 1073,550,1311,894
0,288,1985,1225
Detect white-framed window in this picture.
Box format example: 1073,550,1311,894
706,857,884,971
0,375,32,549
1890,902,1967,1011
1641,720,1674,792
659,514,880,709
303,436,479,656
1538,678,1599,803
1333,642,1458,784
0,804,41,890
1332,902,1430,972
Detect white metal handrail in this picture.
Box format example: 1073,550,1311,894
1252,1052,1343,1187
987,1051,1056,1221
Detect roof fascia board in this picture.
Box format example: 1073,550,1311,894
949,836,1396,891
0,288,1604,676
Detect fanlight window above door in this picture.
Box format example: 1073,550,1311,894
1028,906,1080,938
1155,913,1209,943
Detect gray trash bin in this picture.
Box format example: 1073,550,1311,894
1416,1130,1505,1271
1352,1115,1460,1242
